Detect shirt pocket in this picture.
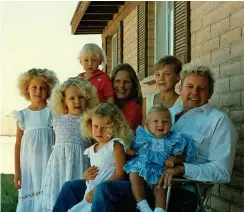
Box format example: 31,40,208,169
191,132,204,146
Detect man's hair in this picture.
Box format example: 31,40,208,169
154,55,182,74
180,65,215,96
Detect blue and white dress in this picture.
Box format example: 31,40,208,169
124,126,197,184
13,106,54,212
41,114,89,212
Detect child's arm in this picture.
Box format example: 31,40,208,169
108,141,126,180
85,142,126,203
14,124,23,189
106,96,115,104
165,154,184,168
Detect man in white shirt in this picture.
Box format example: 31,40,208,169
157,65,238,211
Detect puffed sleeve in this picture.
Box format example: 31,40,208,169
169,132,197,162
133,126,149,150
12,110,25,130
84,146,92,158
108,138,126,152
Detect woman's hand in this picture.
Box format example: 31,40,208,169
83,166,99,180
13,173,21,189
157,165,185,189
85,189,94,203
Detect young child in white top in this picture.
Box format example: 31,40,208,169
69,103,133,212
13,68,59,212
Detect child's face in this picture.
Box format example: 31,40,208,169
80,55,102,73
146,110,171,138
155,65,180,92
64,85,87,116
28,78,48,103
92,115,113,144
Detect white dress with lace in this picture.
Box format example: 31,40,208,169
41,114,89,212
13,106,54,212
68,138,125,212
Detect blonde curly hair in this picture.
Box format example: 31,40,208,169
50,77,99,116
18,68,59,101
78,43,107,69
81,103,133,149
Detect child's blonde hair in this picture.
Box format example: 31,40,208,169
18,68,59,101
81,103,133,149
50,77,99,116
78,43,107,68
146,104,172,125
154,55,182,74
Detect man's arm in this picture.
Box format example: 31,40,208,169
184,115,237,183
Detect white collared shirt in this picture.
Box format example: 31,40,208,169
170,103,238,183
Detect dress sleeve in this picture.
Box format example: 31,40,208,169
168,132,197,162
102,73,114,97
108,138,126,152
12,110,25,130
123,101,142,132
84,146,92,158
133,126,149,150
181,133,198,162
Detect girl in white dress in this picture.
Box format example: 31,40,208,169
13,68,59,212
69,103,133,212
41,77,99,212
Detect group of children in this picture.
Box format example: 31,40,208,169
13,43,197,212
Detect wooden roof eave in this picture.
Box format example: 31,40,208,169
70,1,91,35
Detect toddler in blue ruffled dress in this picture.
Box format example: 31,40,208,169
124,104,197,212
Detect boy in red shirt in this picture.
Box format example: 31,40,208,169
78,43,114,103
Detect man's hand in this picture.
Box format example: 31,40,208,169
83,166,99,180
85,189,94,203
165,157,177,168
157,165,185,189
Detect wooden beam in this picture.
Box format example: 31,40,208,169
86,6,119,14
82,14,114,21
79,21,108,27
90,1,125,6
102,1,143,37
75,31,102,35
71,1,91,35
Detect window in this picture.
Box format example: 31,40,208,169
154,1,174,62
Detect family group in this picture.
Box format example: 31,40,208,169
13,43,237,212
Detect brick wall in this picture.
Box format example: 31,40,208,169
190,2,244,211
123,8,138,72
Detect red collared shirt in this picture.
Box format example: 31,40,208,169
78,69,114,103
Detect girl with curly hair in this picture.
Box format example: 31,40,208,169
68,103,133,212
41,77,99,212
13,68,59,212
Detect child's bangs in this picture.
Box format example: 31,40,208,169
82,50,101,60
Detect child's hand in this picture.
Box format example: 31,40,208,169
83,166,99,180
126,149,137,157
13,173,21,189
85,190,94,203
